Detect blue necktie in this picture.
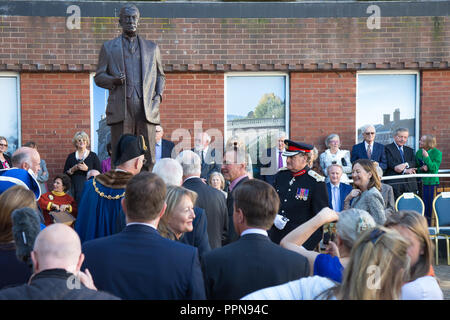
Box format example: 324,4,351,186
398,146,405,162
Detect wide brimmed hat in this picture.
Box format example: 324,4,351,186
282,139,314,157
0,168,41,200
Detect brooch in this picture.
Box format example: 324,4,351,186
48,195,54,200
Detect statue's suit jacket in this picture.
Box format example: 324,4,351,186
94,35,165,125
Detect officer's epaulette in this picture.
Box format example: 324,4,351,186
308,169,325,182
278,167,288,172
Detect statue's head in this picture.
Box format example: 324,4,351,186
119,4,140,36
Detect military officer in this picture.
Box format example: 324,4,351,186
268,140,329,250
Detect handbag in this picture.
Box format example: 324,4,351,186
49,210,76,226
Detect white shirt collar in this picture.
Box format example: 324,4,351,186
364,141,373,149
126,222,157,230
241,228,268,237
183,176,200,183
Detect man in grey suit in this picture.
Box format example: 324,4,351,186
94,4,165,170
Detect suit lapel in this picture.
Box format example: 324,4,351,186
112,36,125,74
139,35,153,101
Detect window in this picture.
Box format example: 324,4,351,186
225,73,289,177
356,71,420,150
0,73,21,155
90,73,110,161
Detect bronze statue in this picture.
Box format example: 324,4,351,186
94,4,165,170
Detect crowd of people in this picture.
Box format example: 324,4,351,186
0,124,444,300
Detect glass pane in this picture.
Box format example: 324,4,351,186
226,75,287,178
92,79,110,161
0,76,19,154
357,74,417,149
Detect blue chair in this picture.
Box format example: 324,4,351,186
432,193,450,265
395,193,425,216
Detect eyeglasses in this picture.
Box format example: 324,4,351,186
0,144,7,147
364,132,375,135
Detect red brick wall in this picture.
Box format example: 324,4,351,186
161,73,225,149
20,73,91,187
1,15,448,73
421,70,450,170
290,72,357,154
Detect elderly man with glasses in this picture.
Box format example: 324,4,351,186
351,125,387,170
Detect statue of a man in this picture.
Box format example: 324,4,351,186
94,4,165,170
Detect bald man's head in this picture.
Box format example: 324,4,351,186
31,223,84,274
12,146,41,175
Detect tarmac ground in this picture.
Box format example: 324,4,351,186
434,260,450,300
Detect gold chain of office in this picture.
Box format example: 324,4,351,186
93,177,125,200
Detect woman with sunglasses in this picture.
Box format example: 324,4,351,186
0,137,12,169
64,131,101,204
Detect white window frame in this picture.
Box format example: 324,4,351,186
356,70,420,151
224,72,290,144
0,72,21,151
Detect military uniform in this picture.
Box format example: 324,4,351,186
268,140,329,250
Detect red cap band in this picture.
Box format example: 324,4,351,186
287,146,311,153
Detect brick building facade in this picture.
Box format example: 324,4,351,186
0,1,448,183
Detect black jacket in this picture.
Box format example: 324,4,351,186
0,269,119,300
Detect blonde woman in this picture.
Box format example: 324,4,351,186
208,171,227,198
385,210,443,299
242,227,410,300
63,131,101,203
0,136,12,169
158,186,197,241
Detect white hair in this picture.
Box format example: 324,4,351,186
152,158,183,186
176,150,201,177
361,124,376,134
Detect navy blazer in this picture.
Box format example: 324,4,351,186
161,138,175,159
384,142,418,198
351,141,387,170
82,224,206,300
202,233,310,300
326,182,353,212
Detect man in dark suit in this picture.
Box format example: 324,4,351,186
384,128,418,199
94,4,165,170
193,132,221,180
177,150,228,249
351,125,387,170
260,132,287,185
155,125,174,161
82,172,206,300
221,146,250,244
326,164,352,212
201,179,310,300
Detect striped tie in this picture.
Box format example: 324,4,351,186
367,144,372,159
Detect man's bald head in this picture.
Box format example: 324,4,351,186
12,147,41,175
31,223,83,274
